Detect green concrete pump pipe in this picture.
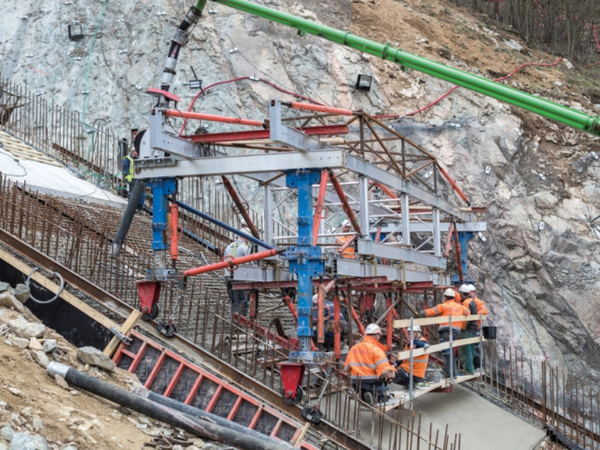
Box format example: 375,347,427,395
207,0,600,136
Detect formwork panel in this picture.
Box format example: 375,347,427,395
190,378,218,411
170,367,200,403
232,400,259,427
150,356,180,395
254,411,278,436
134,346,161,385
211,389,239,418
277,422,297,443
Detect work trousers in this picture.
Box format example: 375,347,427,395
392,367,427,387
459,330,476,374
352,379,388,403
226,282,249,322
439,329,460,379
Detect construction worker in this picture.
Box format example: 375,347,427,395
467,284,488,369
344,324,396,404
312,293,347,351
390,325,430,388
336,220,356,259
459,284,478,375
416,288,469,379
122,148,145,207
223,230,252,322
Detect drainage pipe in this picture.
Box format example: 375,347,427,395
174,200,276,250
132,386,297,449
47,363,293,450
209,0,600,136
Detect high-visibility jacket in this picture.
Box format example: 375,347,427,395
462,298,479,333
423,300,469,332
399,337,429,379
470,296,488,329
336,235,356,259
123,155,135,183
345,335,395,381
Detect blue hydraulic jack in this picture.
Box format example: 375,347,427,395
279,169,325,405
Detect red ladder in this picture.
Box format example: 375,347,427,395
113,331,316,449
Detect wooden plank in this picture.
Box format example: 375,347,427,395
103,309,142,357
393,314,484,329
0,248,116,331
396,336,486,360
293,422,312,448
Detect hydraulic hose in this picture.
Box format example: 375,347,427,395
132,387,296,449
112,180,146,257
213,0,600,136
47,363,292,450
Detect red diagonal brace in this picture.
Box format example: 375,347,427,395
328,170,362,235
221,176,260,238
184,248,283,277
312,170,329,246
437,164,470,206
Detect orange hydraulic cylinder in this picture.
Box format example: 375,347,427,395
163,109,265,127
170,204,179,260
312,170,329,246
184,248,280,277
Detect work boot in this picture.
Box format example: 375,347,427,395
363,391,374,405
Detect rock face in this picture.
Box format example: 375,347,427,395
8,433,49,450
7,318,45,339
76,347,116,372
2,0,600,380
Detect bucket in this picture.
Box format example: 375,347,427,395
482,326,497,340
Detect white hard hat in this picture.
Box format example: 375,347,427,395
341,219,350,227
443,288,455,298
458,284,470,294
407,325,421,333
312,294,318,302
468,284,476,292
365,324,382,335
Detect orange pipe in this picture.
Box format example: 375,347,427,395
286,101,354,116
170,203,179,260
312,170,329,246
184,248,281,277
437,164,470,206
282,295,298,326
163,109,265,127
317,285,325,344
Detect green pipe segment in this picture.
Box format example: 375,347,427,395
195,0,207,12
213,0,600,136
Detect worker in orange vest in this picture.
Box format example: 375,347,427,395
417,288,469,379
336,220,356,259
467,284,488,369
344,324,396,404
458,284,479,374
390,325,430,388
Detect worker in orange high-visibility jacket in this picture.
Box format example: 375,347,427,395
467,284,488,370
336,220,356,259
344,324,396,404
390,325,430,388
416,288,469,379
458,284,479,374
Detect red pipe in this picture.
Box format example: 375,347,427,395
438,164,470,206
444,223,455,257
282,295,298,326
164,109,264,127
317,285,325,344
284,101,354,116
170,204,179,260
386,295,393,351
328,170,362,234
333,293,341,361
184,248,282,277
312,170,329,246
453,226,464,284
187,124,349,143
221,176,260,238
345,295,365,335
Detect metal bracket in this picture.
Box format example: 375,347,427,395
109,326,132,345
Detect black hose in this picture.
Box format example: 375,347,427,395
47,363,293,450
112,180,145,256
132,386,294,447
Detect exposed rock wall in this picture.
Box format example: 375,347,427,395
2,0,600,378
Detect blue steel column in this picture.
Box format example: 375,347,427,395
286,169,324,361
147,178,177,251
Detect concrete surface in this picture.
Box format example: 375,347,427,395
408,384,546,450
